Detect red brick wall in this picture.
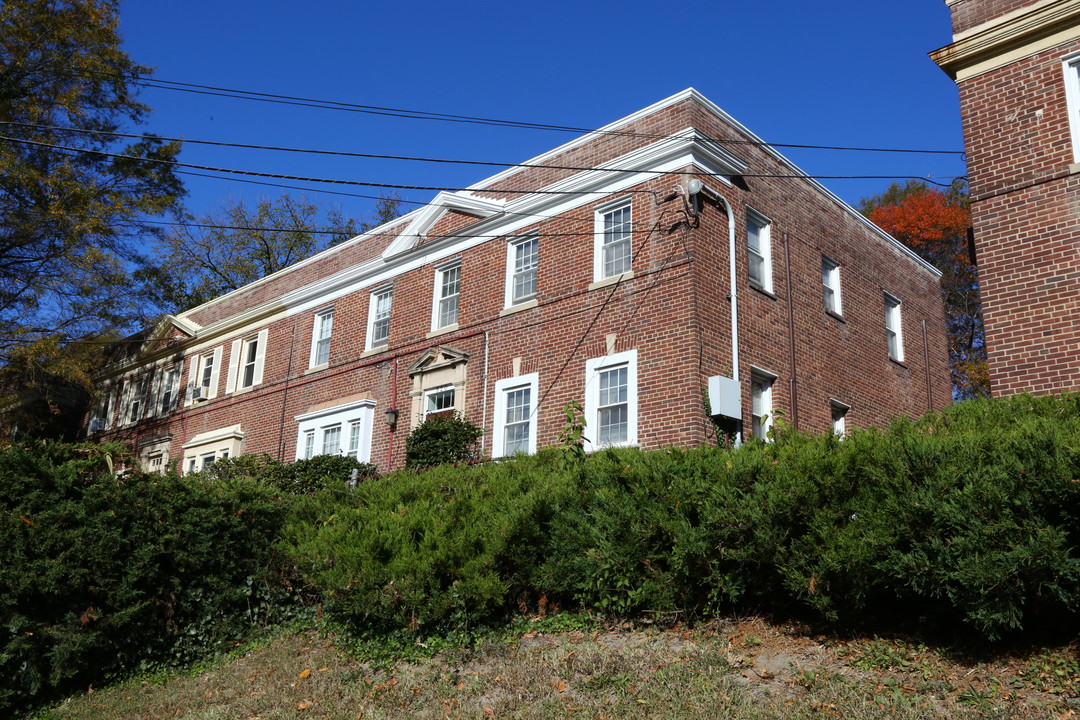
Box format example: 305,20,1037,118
93,94,950,470
950,0,1040,34
953,24,1080,394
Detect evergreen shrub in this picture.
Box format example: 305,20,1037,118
404,412,482,468
0,441,294,715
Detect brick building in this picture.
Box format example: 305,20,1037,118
86,90,950,472
931,0,1080,395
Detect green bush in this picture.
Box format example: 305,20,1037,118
286,394,1080,644
404,412,482,468
204,453,378,494
285,452,572,632
0,441,296,716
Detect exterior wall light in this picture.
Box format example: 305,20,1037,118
385,407,399,428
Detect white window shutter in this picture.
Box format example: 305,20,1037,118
151,367,163,416
210,346,223,398
253,329,268,386
184,356,197,407
225,339,241,394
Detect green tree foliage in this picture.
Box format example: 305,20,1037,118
859,180,988,398
404,412,483,469
0,0,184,354
137,193,402,314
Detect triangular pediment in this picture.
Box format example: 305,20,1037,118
382,192,505,259
139,315,200,354
407,345,471,376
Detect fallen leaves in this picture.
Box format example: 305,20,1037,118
298,668,312,679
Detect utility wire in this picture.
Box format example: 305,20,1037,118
0,132,963,192
105,73,964,156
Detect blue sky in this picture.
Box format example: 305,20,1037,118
118,1,965,224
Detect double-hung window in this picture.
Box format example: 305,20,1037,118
506,234,539,306
126,375,149,424
595,200,632,281
321,424,342,455
747,210,772,292
492,373,538,458
750,370,775,441
884,293,904,362
159,363,180,414
822,255,842,315
584,349,638,451
310,308,333,367
433,263,461,330
226,329,268,394
424,386,456,419
200,352,215,391
367,287,392,350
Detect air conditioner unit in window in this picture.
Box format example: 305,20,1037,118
89,418,105,433
193,386,210,401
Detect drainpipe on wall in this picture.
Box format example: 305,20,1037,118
480,330,490,457
275,321,298,462
783,233,799,431
922,320,933,412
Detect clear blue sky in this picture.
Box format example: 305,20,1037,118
118,0,965,224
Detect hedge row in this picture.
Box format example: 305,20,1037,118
287,394,1080,642
0,443,297,716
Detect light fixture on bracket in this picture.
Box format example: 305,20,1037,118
384,407,399,428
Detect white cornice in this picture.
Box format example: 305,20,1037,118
931,0,1080,81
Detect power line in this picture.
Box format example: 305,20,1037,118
112,73,964,156
0,132,963,193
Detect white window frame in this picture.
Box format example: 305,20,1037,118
1064,51,1080,163
294,399,376,463
321,424,342,456
584,349,638,451
594,198,633,282
423,385,456,420
432,262,462,330
750,369,776,441
139,437,172,474
492,373,539,458
309,307,334,368
830,399,850,437
746,209,773,292
822,255,842,315
884,292,904,362
366,286,393,350
226,328,268,394
505,234,539,307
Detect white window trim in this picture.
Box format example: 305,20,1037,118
226,328,269,394
593,197,633,282
294,399,376,463
492,373,539,458
309,307,334,368
122,373,150,426
182,424,244,474
505,233,539,308
366,285,393,351
750,368,777,442
584,349,638,451
822,254,842,315
746,208,773,293
139,436,172,474
423,385,457,420
1064,51,1080,163
431,261,462,331
884,292,905,362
